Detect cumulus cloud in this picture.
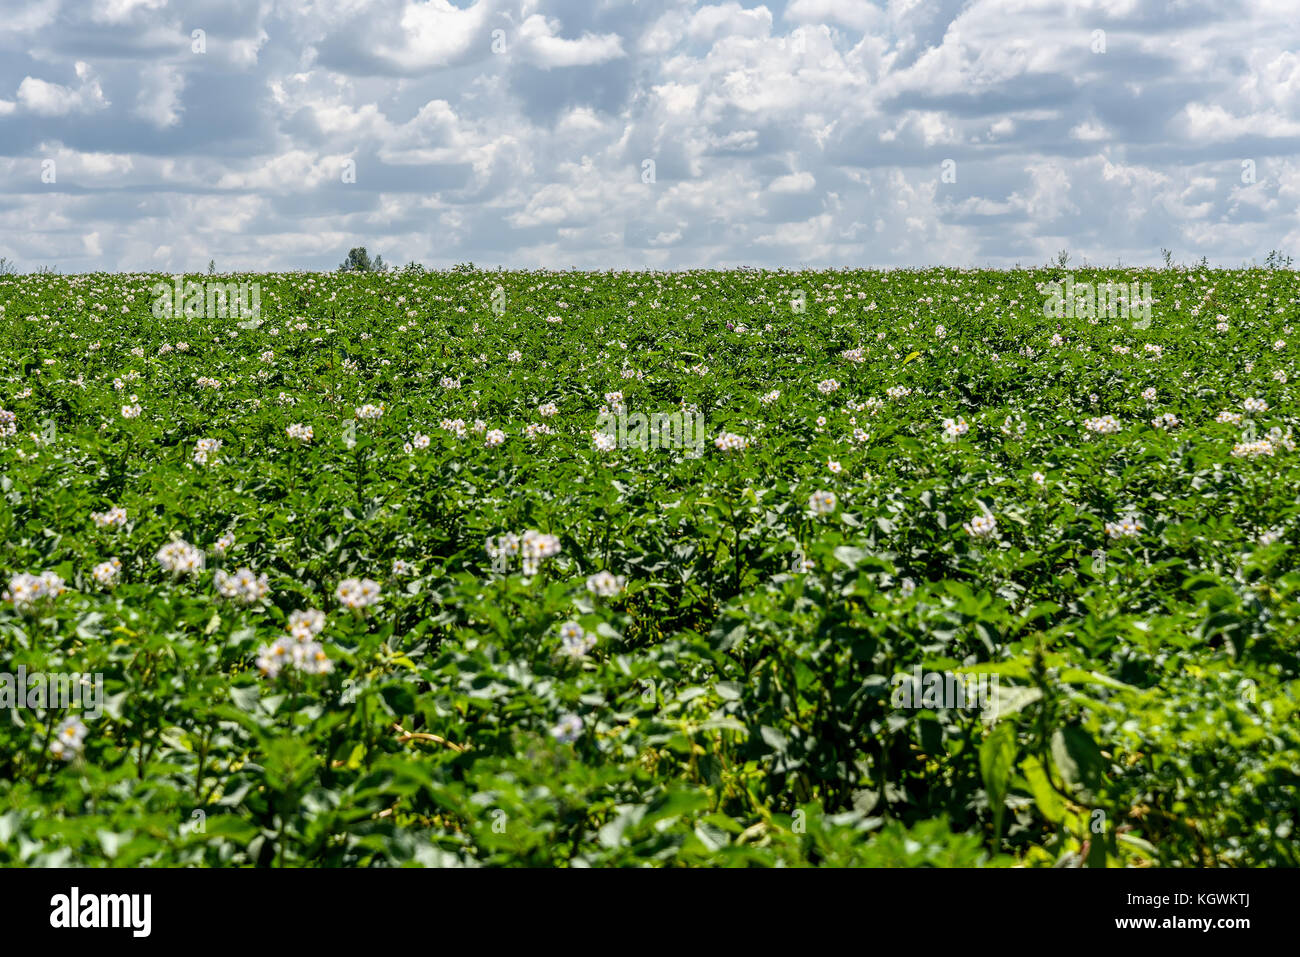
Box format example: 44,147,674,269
785,0,881,33
0,0,1297,270
770,171,816,193
516,15,626,68
15,63,110,116
134,64,186,128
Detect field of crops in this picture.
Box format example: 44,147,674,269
0,266,1296,867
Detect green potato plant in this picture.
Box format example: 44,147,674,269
0,266,1295,866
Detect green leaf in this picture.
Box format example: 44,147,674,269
833,545,866,568
759,725,789,754
980,723,1016,844
1050,726,1106,800
1021,755,1064,823
980,683,1043,723
230,685,261,713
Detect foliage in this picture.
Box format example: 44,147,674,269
338,247,387,273
0,267,1296,867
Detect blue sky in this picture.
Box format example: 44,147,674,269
1,0,1297,271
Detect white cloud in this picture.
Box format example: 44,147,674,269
785,0,881,32
516,15,626,68
1179,103,1300,142
0,0,1298,270
687,3,773,43
134,65,186,128
91,0,169,24
1070,119,1109,141
770,171,816,193
368,0,492,72
16,64,109,116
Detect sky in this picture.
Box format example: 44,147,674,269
1,0,1298,273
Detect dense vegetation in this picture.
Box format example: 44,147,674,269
0,266,1296,866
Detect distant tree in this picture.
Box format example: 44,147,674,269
0,257,14,275
208,259,216,275
339,247,387,273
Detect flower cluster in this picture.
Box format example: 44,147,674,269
288,608,326,642
193,437,222,465
1231,439,1275,458
91,506,127,529
551,713,583,743
384,559,413,578
559,621,597,659
808,490,837,515
157,540,204,575
214,567,270,605
1083,415,1121,435
254,603,334,678
1105,517,1144,539
212,531,236,556
486,529,562,575
586,571,626,597
336,577,382,610
286,423,313,442
92,558,122,588
257,636,332,679
963,513,998,538
5,571,67,612
50,717,89,760
1000,414,1027,436
714,432,750,451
